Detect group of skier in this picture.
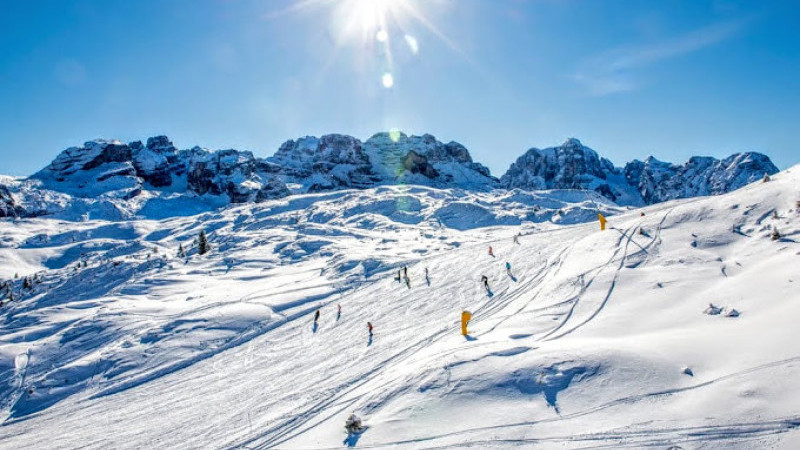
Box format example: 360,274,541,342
315,232,523,344
313,305,374,337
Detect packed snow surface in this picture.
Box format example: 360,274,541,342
0,167,799,449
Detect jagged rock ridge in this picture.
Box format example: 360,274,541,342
0,133,781,218
502,138,779,206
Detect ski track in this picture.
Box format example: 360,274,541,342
257,212,676,448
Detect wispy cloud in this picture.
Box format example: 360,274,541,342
573,20,745,96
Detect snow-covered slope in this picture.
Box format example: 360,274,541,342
502,138,778,206
0,163,798,448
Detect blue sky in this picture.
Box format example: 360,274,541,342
1,0,798,177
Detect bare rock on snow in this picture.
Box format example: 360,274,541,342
501,138,779,206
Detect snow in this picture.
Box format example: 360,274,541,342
0,166,799,448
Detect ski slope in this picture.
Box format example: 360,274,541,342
1,168,799,449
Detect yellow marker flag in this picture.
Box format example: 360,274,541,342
598,213,607,231
461,311,472,336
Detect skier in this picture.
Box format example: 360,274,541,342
513,233,520,245
480,275,489,291
337,304,341,320
488,246,494,257
403,266,408,278
367,322,373,336
345,412,364,434
314,309,320,324
505,261,512,275
396,269,402,282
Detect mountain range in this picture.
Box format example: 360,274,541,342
0,132,778,219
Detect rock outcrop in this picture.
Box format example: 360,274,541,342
32,136,289,204
501,138,779,205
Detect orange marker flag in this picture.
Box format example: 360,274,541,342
461,311,473,336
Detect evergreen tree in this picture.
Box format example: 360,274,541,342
177,243,186,258
23,277,31,290
772,227,781,241
763,173,771,182
198,230,210,255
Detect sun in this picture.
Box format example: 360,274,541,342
337,0,409,42
267,0,461,89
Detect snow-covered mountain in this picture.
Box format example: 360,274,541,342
269,132,496,192
501,138,778,206
1,156,798,448
30,135,289,204
0,134,780,220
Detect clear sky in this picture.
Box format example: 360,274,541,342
1,0,798,177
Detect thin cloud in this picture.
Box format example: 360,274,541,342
573,20,745,96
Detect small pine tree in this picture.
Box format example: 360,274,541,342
8,291,13,302
23,277,31,290
177,243,186,258
772,227,781,241
198,230,209,255
763,173,771,183
773,210,779,219
14,273,18,279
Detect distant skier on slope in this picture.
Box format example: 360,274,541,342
481,275,489,291
337,304,341,320
506,261,512,275
488,246,494,257
403,266,408,278
345,412,364,434
513,233,520,245
424,267,430,285
367,322,373,336
314,309,320,324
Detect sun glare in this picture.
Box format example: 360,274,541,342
268,0,459,90
349,0,400,33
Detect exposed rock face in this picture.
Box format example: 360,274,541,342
502,138,780,205
0,185,23,218
130,136,178,187
362,132,495,189
624,152,779,204
500,138,636,204
269,134,380,192
268,132,496,192
186,148,289,202
403,150,439,178
32,136,289,204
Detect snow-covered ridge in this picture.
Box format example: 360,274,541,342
0,134,780,219
501,138,779,206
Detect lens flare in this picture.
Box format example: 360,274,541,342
376,29,389,42
382,72,394,88
404,34,419,54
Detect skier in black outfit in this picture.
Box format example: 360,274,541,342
480,275,489,290
314,309,320,324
